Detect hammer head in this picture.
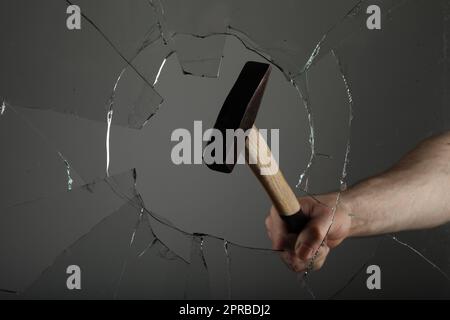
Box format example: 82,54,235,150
205,61,271,173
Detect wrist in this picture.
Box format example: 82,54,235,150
341,189,363,237
340,177,385,237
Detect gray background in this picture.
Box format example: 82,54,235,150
0,0,449,299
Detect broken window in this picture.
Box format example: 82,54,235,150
0,0,449,299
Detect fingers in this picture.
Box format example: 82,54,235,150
265,197,338,273
294,212,331,261
265,206,292,250
281,244,330,273
265,203,330,259
310,245,330,271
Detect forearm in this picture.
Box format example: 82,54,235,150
343,132,450,237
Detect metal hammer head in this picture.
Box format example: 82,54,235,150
205,61,271,173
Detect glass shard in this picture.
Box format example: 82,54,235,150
0,169,137,293
0,0,163,129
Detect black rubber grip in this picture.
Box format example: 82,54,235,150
280,211,309,234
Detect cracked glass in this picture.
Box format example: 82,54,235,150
0,0,449,299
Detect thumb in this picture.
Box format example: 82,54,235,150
294,214,331,260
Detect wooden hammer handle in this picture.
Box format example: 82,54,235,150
246,126,309,233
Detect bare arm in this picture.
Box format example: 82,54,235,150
346,131,450,236
265,132,450,272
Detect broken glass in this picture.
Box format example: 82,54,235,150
0,169,138,293
0,0,449,299
0,0,164,129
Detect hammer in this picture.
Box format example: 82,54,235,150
205,61,309,234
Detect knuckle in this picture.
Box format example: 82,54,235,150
296,257,309,272
312,248,330,271
265,216,271,229
313,258,326,271
293,265,303,273
310,225,326,241
274,237,285,250
292,261,305,273
270,206,279,217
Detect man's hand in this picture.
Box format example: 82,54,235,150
266,132,450,272
265,193,352,272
